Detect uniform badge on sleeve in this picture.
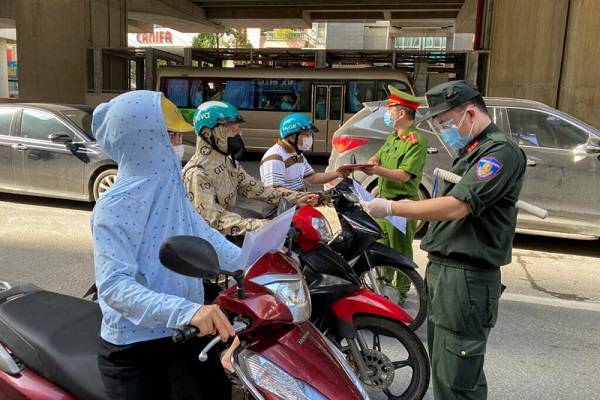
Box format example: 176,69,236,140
476,156,503,180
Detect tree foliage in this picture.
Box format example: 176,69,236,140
271,28,299,40
192,28,252,49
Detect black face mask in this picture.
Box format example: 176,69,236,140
227,134,245,160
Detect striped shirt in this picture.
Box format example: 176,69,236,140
260,140,315,191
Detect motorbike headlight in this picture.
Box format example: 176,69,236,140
256,274,311,323
312,216,332,242
238,351,327,400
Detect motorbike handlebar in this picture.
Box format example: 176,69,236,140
172,307,239,344
433,168,548,219
172,325,199,343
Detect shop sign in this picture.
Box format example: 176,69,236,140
136,31,173,45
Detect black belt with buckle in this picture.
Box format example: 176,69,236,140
390,195,410,201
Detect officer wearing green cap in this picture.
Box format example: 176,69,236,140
360,80,527,399
359,85,428,301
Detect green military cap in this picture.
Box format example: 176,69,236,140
415,80,481,123
387,85,420,110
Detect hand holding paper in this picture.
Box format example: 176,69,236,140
336,163,375,173
351,180,407,234
359,198,392,219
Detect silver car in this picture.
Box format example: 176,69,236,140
325,98,600,240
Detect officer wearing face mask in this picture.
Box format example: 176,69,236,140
360,81,527,400
183,101,319,241
360,86,428,262
260,114,349,192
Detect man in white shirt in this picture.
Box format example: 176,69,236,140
260,114,348,191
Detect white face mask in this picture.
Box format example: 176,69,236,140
299,136,313,151
173,145,185,161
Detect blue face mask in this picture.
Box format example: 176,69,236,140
440,127,473,150
437,111,474,151
384,112,396,128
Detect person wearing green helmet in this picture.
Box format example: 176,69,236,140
260,113,349,192
182,101,319,242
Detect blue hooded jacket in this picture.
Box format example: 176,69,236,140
91,91,241,345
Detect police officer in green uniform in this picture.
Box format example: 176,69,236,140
362,85,428,261
360,80,527,400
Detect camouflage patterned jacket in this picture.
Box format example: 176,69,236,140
182,125,303,236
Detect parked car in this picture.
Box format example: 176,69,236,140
0,102,196,203
0,103,118,202
325,98,600,240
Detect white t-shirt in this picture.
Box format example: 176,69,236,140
260,140,315,191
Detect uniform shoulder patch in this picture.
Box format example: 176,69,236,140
476,156,503,180
490,132,509,143
409,132,418,145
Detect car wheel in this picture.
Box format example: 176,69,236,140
92,168,117,201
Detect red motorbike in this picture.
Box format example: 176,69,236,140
0,237,370,400
286,204,431,400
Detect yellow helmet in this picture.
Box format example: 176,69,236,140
161,96,194,132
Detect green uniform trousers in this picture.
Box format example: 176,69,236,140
425,261,502,400
377,217,417,260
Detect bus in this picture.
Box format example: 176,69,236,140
156,66,415,155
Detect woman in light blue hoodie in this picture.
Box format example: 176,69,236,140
91,91,240,399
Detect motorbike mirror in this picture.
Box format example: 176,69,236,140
159,236,221,279
276,196,293,216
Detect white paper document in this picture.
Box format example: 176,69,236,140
352,179,407,234
237,206,296,270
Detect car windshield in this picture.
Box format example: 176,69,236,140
61,109,94,139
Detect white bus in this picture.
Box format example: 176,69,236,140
157,66,414,155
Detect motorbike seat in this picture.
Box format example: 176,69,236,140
0,288,105,400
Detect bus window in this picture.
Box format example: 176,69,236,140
315,87,327,120
222,79,255,109
255,78,310,112
376,80,412,100
347,81,375,112
163,78,190,108
190,79,205,108
330,86,343,121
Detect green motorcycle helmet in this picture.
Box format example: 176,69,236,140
193,101,245,135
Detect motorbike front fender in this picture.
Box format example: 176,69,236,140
330,288,413,325
353,241,418,276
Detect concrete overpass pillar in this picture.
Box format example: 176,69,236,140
557,0,600,130
15,0,126,103
487,0,569,108
0,38,8,97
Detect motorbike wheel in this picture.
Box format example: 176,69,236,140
359,265,427,331
335,315,430,400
